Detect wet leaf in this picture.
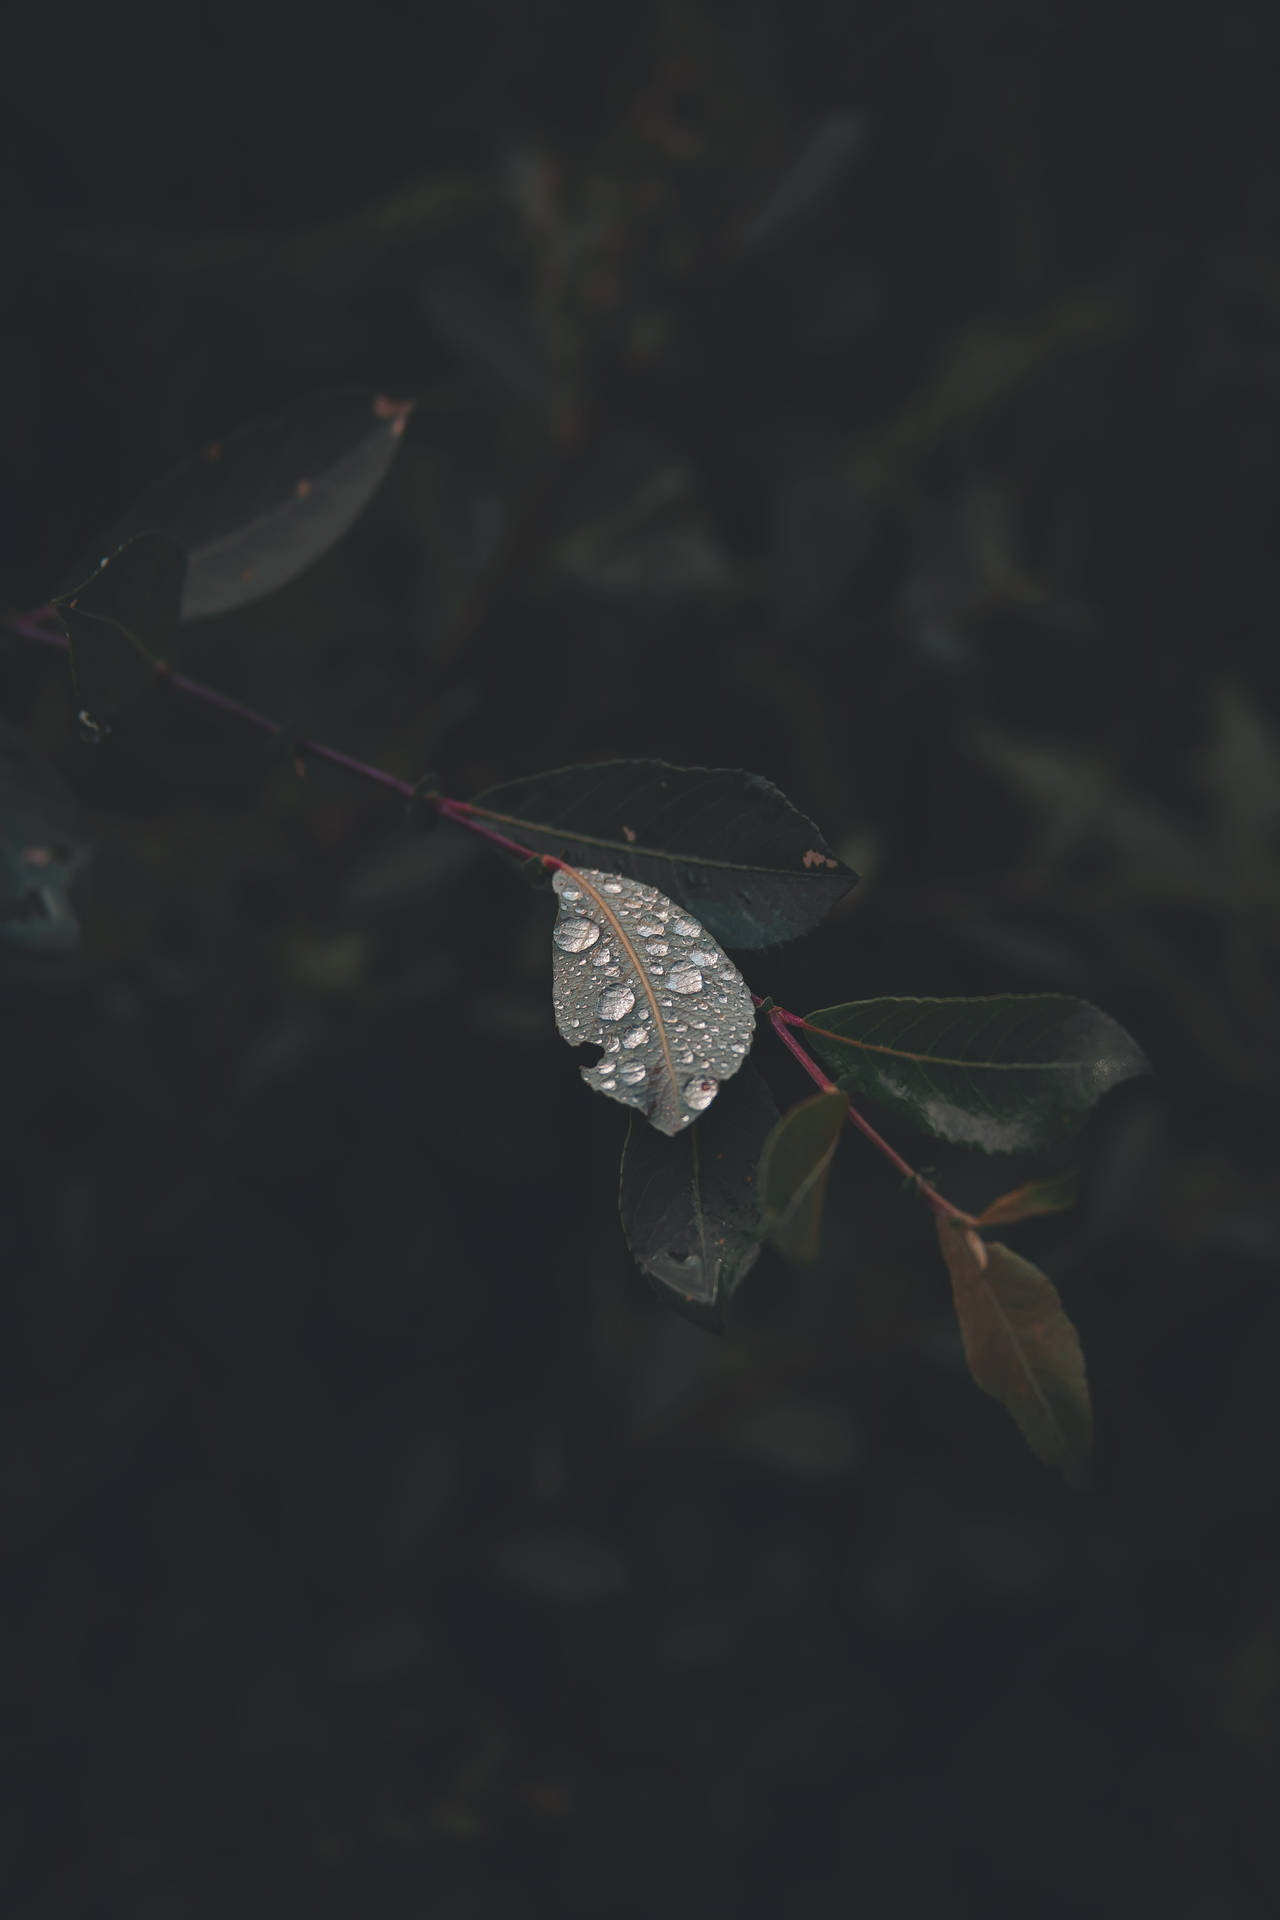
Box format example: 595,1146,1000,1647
975,1168,1079,1228
551,867,755,1136
0,718,90,953
935,1216,1092,1485
620,1064,778,1318
471,761,855,948
801,995,1149,1153
65,388,413,623
759,1089,847,1262
52,531,187,722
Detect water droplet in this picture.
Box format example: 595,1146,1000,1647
636,920,663,937
554,916,600,952
592,947,613,967
688,949,717,968
667,964,703,995
683,1076,718,1112
646,941,669,957
604,1036,621,1054
597,985,635,1021
618,1060,647,1085
556,882,582,903
596,1059,616,1075
621,1027,647,1049
673,917,699,937
603,881,623,894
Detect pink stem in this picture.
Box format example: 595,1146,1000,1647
759,999,972,1224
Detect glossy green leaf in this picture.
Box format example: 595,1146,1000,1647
53,532,187,723
801,995,1149,1154
619,1064,779,1324
975,1168,1079,1228
63,388,413,623
935,1217,1091,1485
758,1089,847,1262
468,761,856,948
0,718,89,953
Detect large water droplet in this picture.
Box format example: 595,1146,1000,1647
592,947,613,967
618,1060,647,1085
646,941,669,957
602,880,623,894
554,916,600,952
636,920,663,937
683,1076,718,1111
620,1027,647,1049
667,964,703,996
596,1058,616,1075
597,984,635,1021
688,949,717,969
673,917,699,937
556,884,581,903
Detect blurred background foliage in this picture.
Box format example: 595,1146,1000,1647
3,1,1280,1913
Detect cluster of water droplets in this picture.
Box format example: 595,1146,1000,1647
550,867,756,1136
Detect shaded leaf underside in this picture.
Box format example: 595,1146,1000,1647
620,1063,779,1317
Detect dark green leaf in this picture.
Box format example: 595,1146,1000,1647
935,1217,1092,1485
468,761,855,948
0,718,89,953
759,1089,847,1262
64,388,412,623
53,532,186,722
975,1168,1079,1228
801,995,1149,1153
619,1063,779,1325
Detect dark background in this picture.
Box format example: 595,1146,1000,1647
3,3,1280,1913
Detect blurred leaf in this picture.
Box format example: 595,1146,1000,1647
619,1063,778,1322
975,1169,1079,1228
758,1089,846,1262
935,1216,1092,1485
468,761,856,948
802,995,1149,1153
68,388,413,622
52,531,186,722
0,718,89,953
551,867,754,1137
738,113,867,256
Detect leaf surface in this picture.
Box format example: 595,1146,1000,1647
620,1064,778,1318
66,388,412,623
759,1089,847,1262
801,994,1148,1153
470,760,855,948
53,532,187,722
551,867,754,1136
0,719,90,953
975,1168,1078,1228
935,1217,1092,1485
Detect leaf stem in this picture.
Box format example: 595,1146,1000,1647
4,607,573,870
753,995,973,1224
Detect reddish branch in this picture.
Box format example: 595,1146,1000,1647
6,604,973,1223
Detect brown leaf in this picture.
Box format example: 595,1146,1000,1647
975,1168,1078,1228
935,1215,1092,1485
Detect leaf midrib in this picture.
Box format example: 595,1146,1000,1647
465,801,827,880
802,1021,1081,1073
568,865,679,1126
